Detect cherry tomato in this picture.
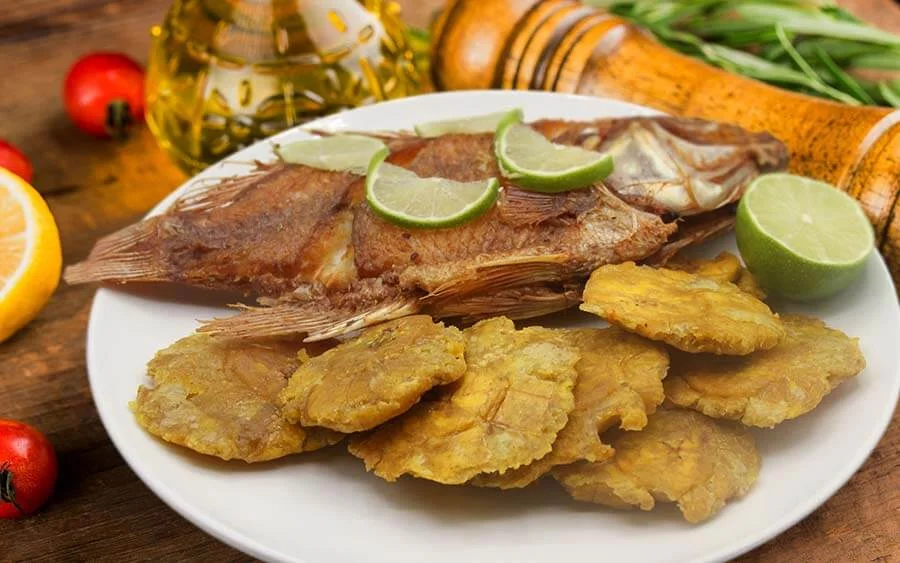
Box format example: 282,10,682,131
0,140,33,183
63,52,145,139
0,420,58,519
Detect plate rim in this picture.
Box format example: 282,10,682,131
85,89,900,563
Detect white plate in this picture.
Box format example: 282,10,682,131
86,91,900,563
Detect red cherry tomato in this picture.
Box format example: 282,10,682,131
0,420,58,519
0,140,33,183
63,52,145,139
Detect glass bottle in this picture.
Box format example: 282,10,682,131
146,0,426,175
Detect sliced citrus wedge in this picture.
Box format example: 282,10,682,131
414,108,524,137
365,149,499,229
736,173,875,300
275,134,386,174
495,114,614,193
0,169,62,342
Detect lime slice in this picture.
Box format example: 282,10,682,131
414,109,524,137
494,116,614,192
365,149,499,229
736,173,875,300
275,134,386,174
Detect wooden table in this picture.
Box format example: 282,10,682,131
1,1,897,561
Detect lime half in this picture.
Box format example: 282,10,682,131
276,134,385,174
365,149,499,229
414,109,524,137
494,115,614,193
736,173,875,300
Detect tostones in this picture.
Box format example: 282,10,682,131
664,315,865,428
131,333,343,463
472,328,669,489
580,262,784,355
347,317,579,484
278,316,466,433
554,409,760,523
734,269,767,300
666,251,743,284
667,251,766,300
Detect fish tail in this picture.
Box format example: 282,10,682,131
197,298,421,341
63,218,168,284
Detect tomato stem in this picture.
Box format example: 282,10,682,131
0,462,22,513
105,99,133,140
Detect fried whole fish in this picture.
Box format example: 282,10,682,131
65,116,787,340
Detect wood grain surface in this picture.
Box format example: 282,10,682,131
0,1,897,561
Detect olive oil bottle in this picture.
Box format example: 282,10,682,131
146,0,425,174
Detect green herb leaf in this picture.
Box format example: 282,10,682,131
775,24,862,104
813,46,875,104
580,0,900,107
878,81,900,108
735,4,900,46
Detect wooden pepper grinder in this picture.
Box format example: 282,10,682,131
431,0,900,285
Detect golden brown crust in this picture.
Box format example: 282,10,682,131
665,252,743,284
131,334,343,463
347,317,579,484
664,315,865,428
278,316,466,433
472,327,669,489
554,409,760,523
580,262,784,354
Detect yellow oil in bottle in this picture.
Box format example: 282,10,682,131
146,0,426,175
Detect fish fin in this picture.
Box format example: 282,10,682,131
304,128,414,141
306,299,421,341
499,188,571,226
643,207,736,266
302,128,425,157
422,254,571,307
197,298,420,341
63,218,169,284
170,168,270,214
432,285,582,323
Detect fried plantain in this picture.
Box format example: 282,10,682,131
581,262,784,355
347,317,579,484
734,269,767,300
472,328,669,489
664,315,865,428
131,334,343,462
666,251,767,300
666,251,743,284
278,316,466,433
554,409,760,523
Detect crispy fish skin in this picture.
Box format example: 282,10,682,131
278,316,466,433
131,334,343,462
347,317,579,484
553,409,760,523
581,262,784,355
665,315,865,428
472,328,669,489
66,113,789,341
